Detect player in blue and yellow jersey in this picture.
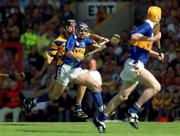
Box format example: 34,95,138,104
22,19,77,113
93,6,164,133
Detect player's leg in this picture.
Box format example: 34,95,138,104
22,81,55,113
127,68,161,128
23,65,68,113
104,81,138,115
74,85,88,118
32,79,55,98
93,81,138,132
73,71,105,112
23,80,67,113
137,68,161,107
32,64,69,104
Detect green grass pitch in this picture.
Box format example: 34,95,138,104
0,122,179,136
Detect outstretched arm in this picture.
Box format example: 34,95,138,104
149,50,164,61
90,33,109,43
131,32,161,42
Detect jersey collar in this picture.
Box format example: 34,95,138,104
145,19,156,29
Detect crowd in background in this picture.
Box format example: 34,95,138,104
0,0,180,122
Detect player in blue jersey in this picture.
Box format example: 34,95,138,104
93,6,164,133
54,22,105,115
23,22,108,118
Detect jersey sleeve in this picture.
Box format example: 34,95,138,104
130,23,150,36
46,42,58,57
85,37,93,45
54,40,64,46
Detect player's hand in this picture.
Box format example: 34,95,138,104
153,32,161,41
102,37,110,43
75,55,84,62
93,43,101,48
158,52,164,61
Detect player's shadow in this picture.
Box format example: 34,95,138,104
0,123,37,126
17,129,88,133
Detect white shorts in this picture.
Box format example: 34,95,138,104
56,64,87,86
120,58,144,83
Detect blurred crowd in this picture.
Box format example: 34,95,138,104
0,0,180,122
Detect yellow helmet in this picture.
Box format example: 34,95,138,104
147,6,161,22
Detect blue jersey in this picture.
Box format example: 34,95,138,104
63,33,93,67
128,21,154,64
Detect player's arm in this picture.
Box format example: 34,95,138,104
130,24,161,42
37,60,50,77
38,41,59,77
86,36,102,48
65,36,84,62
89,33,109,43
66,51,83,62
131,32,161,42
91,40,102,48
149,49,164,61
46,41,59,63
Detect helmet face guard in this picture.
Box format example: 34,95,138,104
147,6,161,22
76,22,88,39
76,22,88,32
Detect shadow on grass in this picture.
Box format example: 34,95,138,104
16,129,88,133
0,123,36,126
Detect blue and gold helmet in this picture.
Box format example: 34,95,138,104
76,22,88,32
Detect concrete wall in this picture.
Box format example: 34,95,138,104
92,2,134,37
72,2,134,37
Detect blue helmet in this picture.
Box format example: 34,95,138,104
76,22,88,32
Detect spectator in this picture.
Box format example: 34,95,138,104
162,66,176,86
61,4,75,22
169,50,180,68
165,43,176,63
6,18,20,41
167,18,179,33
0,81,21,122
20,23,39,58
27,46,45,71
40,0,54,21
151,92,163,116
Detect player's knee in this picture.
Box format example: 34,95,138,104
152,82,161,94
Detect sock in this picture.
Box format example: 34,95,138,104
129,103,141,114
98,112,108,122
98,105,104,112
36,93,49,104
91,91,104,112
75,104,82,111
